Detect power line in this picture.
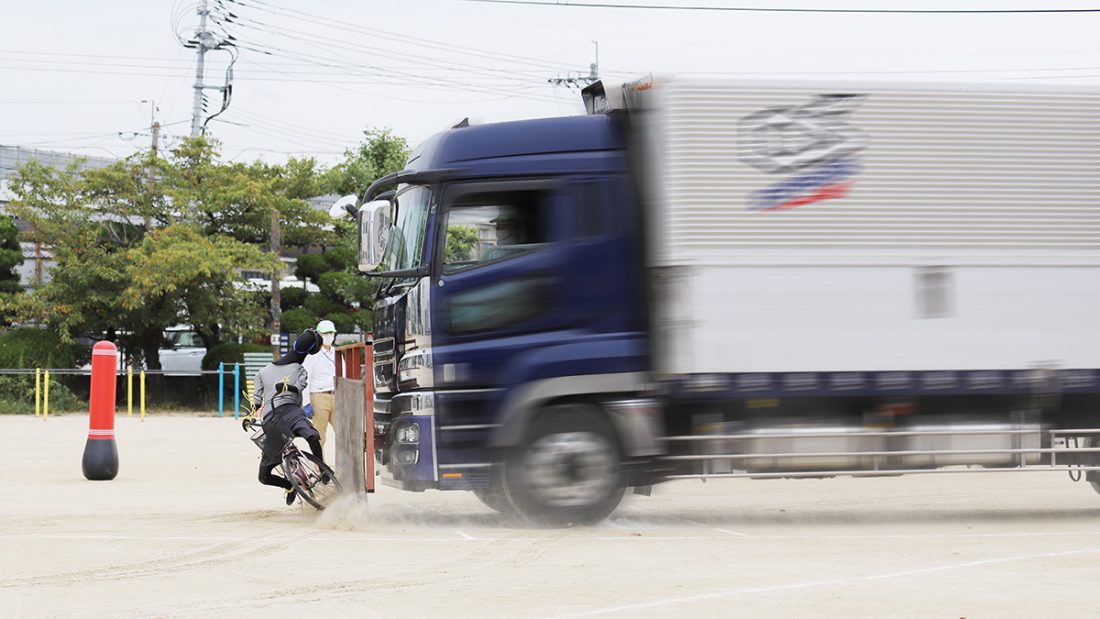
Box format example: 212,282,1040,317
223,19,565,99
0,50,562,77
231,0,573,71
217,0,573,102
226,37,565,103
453,0,1100,14
5,58,1100,82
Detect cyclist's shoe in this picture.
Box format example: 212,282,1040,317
284,488,297,506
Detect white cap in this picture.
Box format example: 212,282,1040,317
316,319,337,333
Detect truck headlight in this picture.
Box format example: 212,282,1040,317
397,423,420,445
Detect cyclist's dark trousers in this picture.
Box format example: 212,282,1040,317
258,403,323,490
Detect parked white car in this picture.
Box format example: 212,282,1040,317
158,329,206,376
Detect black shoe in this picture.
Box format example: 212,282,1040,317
284,488,297,506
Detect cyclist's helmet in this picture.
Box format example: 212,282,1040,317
293,328,322,356
272,328,322,365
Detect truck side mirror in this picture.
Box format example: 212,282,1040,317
328,194,359,219
358,200,392,272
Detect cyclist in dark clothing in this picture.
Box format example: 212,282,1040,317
250,329,326,505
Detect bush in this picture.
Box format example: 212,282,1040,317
0,328,87,369
303,294,344,318
294,253,328,282
0,374,84,414
280,286,307,312
324,245,355,270
318,271,371,306
279,308,319,334
323,313,356,334
353,309,373,333
201,342,272,372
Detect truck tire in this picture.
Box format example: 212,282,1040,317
1085,438,1100,496
501,403,626,527
472,472,517,516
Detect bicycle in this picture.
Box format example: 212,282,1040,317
243,415,343,510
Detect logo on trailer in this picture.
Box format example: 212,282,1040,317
739,94,867,211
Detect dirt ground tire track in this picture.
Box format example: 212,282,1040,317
64,541,512,618
0,542,246,590
1,532,313,590
73,532,561,619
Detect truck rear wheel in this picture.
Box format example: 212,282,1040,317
501,403,625,526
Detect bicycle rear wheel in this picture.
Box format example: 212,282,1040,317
283,450,343,510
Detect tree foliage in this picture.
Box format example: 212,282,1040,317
445,225,480,264
285,128,410,334
3,139,311,367
325,128,409,197
0,213,23,326
4,126,409,366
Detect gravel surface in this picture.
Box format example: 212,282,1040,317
4,414,1100,618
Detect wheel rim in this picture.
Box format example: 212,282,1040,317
299,457,341,507
522,431,617,508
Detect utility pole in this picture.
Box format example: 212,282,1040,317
590,40,599,83
151,122,161,155
190,0,211,137
270,210,282,360
34,243,42,288
142,99,159,229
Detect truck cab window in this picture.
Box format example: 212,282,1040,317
443,190,548,274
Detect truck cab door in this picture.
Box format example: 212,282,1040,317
428,180,574,468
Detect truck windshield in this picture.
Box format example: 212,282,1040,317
381,184,431,274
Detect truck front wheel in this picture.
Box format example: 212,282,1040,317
472,473,516,516
501,403,625,526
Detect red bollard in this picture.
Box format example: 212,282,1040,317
82,341,119,480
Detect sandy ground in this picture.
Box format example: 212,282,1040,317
4,414,1100,618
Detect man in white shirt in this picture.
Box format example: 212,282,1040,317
302,320,338,455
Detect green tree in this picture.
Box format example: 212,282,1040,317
287,128,411,334
0,213,23,325
325,128,409,197
4,140,296,368
445,225,480,264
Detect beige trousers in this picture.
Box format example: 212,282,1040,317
310,392,337,447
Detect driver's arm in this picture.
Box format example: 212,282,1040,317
251,371,264,415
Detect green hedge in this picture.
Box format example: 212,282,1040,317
0,328,87,369
201,342,272,371
0,374,83,414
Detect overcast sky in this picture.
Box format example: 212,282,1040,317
2,0,1098,167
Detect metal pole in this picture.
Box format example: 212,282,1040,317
220,362,227,417
365,343,375,493
127,365,133,417
190,0,210,137
233,362,240,419
140,370,146,422
35,368,40,417
43,369,49,419
269,209,282,361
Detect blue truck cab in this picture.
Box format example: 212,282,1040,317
362,113,656,523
